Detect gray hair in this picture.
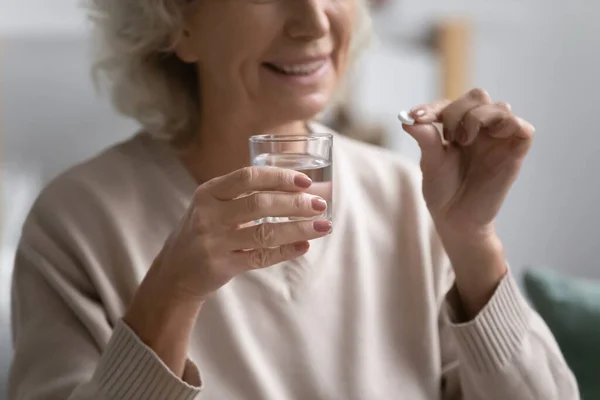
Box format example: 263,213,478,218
87,0,372,141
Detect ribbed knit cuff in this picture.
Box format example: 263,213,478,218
446,273,530,374
91,320,201,400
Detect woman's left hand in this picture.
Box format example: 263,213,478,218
403,88,535,237
402,88,535,316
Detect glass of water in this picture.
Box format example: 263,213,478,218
249,133,333,223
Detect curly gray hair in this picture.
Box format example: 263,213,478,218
87,0,372,141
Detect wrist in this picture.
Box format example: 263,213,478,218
439,230,508,318
124,281,204,337
124,265,204,376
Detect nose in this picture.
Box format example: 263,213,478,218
285,0,330,41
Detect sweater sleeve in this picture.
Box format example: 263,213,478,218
399,162,579,400
438,271,580,400
9,226,202,399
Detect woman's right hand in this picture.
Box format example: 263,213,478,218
124,166,331,377
152,166,331,301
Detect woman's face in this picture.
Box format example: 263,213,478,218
177,0,357,129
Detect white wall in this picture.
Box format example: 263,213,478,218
477,3,597,279
358,0,600,279
0,0,86,35
472,8,600,279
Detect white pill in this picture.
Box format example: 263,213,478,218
397,110,415,125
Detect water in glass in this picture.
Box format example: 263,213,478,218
252,153,332,223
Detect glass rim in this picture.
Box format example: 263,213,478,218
249,132,333,144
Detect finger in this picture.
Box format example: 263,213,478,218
408,99,452,124
226,219,332,251
517,117,536,140
443,89,494,142
402,122,445,165
410,89,493,142
304,181,333,204
497,101,512,112
461,103,512,146
220,192,327,225
206,167,312,200
233,241,310,270
489,116,535,141
409,90,492,142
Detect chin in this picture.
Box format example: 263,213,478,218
272,92,332,126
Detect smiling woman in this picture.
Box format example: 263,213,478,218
8,0,579,399
87,0,372,143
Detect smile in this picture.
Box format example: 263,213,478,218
265,60,328,76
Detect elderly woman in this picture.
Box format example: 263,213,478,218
9,0,578,399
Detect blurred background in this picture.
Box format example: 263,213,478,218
1,0,599,398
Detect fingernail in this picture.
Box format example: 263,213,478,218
294,174,312,188
313,220,332,233
311,197,327,212
295,241,310,252
411,107,427,118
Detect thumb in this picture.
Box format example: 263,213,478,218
402,123,446,169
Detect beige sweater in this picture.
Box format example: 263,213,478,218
10,128,578,400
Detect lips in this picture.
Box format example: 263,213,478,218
266,61,326,75
264,57,330,76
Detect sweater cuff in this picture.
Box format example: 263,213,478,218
445,272,530,373
91,320,201,400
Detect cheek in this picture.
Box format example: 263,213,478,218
193,32,254,72
188,7,274,76
192,33,269,93
331,0,357,71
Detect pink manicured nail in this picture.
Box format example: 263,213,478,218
294,241,310,252
311,197,327,212
294,175,312,188
313,220,332,233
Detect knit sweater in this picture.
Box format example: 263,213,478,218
9,127,579,399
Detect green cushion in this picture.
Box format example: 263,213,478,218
523,267,600,400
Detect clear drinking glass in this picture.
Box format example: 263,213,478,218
249,133,333,223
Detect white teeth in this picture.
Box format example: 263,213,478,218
272,61,326,75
